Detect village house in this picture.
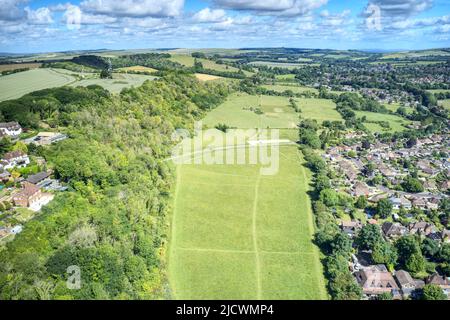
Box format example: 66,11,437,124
340,220,362,238
382,222,407,239
409,222,436,236
394,270,424,299
26,171,51,185
0,122,22,137
426,273,450,298
354,265,400,298
389,196,412,210
0,151,30,170
12,182,54,212
352,181,370,197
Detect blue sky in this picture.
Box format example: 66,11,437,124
1,0,449,53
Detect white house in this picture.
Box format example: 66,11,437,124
0,122,22,137
0,150,30,170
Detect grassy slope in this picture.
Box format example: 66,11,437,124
295,98,343,123
354,110,412,133
0,68,75,101
70,73,156,93
169,93,329,300
203,93,300,129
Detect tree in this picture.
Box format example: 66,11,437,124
328,272,362,300
376,198,393,219
319,189,340,207
355,196,368,209
377,292,393,300
330,232,353,258
421,238,440,260
421,284,447,300
355,224,383,251
372,241,398,268
396,236,425,273
315,174,331,193
402,177,424,193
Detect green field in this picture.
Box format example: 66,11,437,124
249,61,314,69
295,98,343,123
439,99,450,109
70,73,156,93
0,68,75,101
355,111,412,132
169,139,327,299
169,91,328,299
262,84,318,94
383,103,414,114
203,93,300,129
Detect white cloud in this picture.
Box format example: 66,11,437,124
0,0,27,21
212,0,328,16
25,7,54,25
365,0,433,18
80,0,184,18
193,8,227,23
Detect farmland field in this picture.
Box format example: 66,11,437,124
169,54,239,72
262,84,318,94
0,63,42,72
0,68,75,101
116,65,158,73
70,73,156,93
203,93,300,129
355,111,412,132
295,98,343,123
249,61,312,69
195,73,223,81
169,144,327,299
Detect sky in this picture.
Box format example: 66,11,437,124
0,0,449,53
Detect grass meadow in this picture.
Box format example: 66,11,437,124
169,144,327,299
294,98,343,123
168,92,329,299
203,93,300,129
355,111,412,133
0,68,76,101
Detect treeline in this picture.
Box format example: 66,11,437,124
1,68,30,76
0,73,232,300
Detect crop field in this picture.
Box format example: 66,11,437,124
195,73,223,81
169,54,240,72
203,93,300,129
70,73,156,93
0,63,42,72
383,103,414,114
249,61,313,69
355,111,412,132
0,68,75,101
262,84,318,94
275,74,296,81
294,98,343,123
116,65,158,73
169,132,327,299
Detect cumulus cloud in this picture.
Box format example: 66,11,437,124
212,0,328,16
25,7,53,25
80,0,184,18
365,0,433,18
192,8,227,23
0,0,27,21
